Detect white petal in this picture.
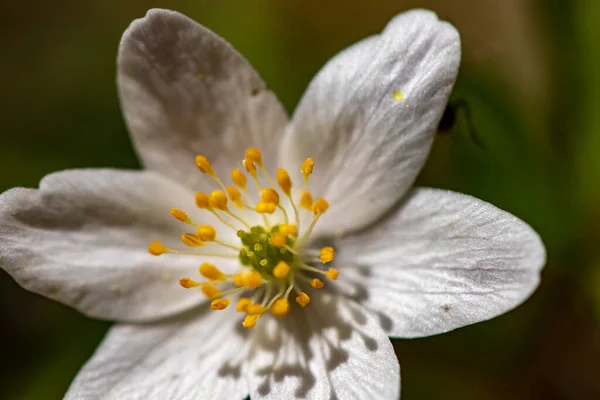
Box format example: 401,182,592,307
118,9,288,187
247,294,400,399
0,169,232,322
65,308,249,400
280,10,460,236
335,188,546,338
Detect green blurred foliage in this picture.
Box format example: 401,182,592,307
1,0,599,399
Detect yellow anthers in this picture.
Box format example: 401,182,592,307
231,169,247,189
320,246,335,264
276,168,292,195
226,186,244,208
236,297,251,312
279,224,298,237
243,158,257,176
393,90,404,101
233,270,262,288
210,298,230,310
210,190,228,210
245,148,263,164
299,191,313,210
181,233,204,248
296,292,311,307
195,155,213,174
201,283,221,299
310,198,329,215
247,271,263,288
326,267,339,281
170,208,191,224
196,225,216,241
270,234,286,249
256,202,276,214
247,304,266,316
301,158,314,179
260,188,280,205
179,277,200,288
273,261,291,278
148,241,168,256
195,192,212,209
243,314,259,329
199,262,224,281
271,298,290,317
311,278,324,289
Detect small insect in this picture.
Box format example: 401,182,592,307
438,98,485,149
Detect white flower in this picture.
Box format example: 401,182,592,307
0,8,546,400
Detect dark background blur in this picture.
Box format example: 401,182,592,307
1,0,599,399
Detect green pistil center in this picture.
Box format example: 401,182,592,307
237,225,296,279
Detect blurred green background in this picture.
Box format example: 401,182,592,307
1,0,599,399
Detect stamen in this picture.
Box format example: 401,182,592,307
148,241,168,256
301,158,314,190
201,283,221,299
270,298,290,317
245,148,262,164
326,268,339,280
231,169,247,189
299,191,313,210
247,304,266,315
270,234,286,248
310,198,329,215
279,224,298,237
311,278,324,289
197,225,217,242
273,261,291,279
195,155,214,175
276,168,292,196
243,314,259,329
320,246,335,264
243,158,258,179
260,188,280,205
195,192,212,209
226,186,244,209
255,202,276,214
296,292,311,307
179,278,200,288
210,190,229,211
199,262,225,281
236,297,251,312
210,298,231,310
181,233,204,248
170,208,192,224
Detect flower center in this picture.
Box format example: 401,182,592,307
148,148,338,328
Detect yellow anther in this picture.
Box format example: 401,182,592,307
256,202,276,214
300,191,313,210
170,208,191,224
196,225,216,241
243,314,259,329
195,192,212,209
247,304,266,316
296,292,311,307
393,90,404,101
231,169,247,189
247,271,263,288
236,297,251,312
210,190,228,210
179,277,200,288
233,273,247,287
226,186,244,208
195,155,213,174
301,158,314,179
276,168,292,196
245,148,262,164
271,298,290,317
326,267,339,281
199,262,224,281
148,241,168,256
181,233,204,248
320,246,335,264
279,224,298,237
210,298,231,310
243,158,257,176
311,278,324,289
273,261,291,278
260,188,280,205
310,198,329,215
270,234,286,248
201,283,221,299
